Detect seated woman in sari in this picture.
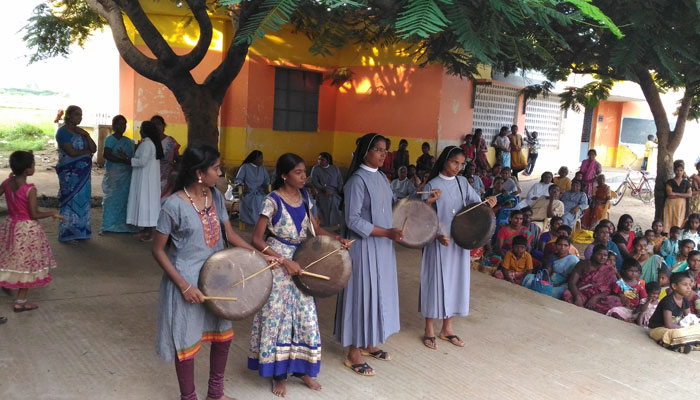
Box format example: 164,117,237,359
562,244,621,314
495,210,532,257
56,105,97,243
523,236,579,298
612,214,636,259
663,160,692,233
560,180,588,228
630,236,666,284
584,223,622,270
581,174,610,229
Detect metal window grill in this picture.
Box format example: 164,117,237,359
471,85,519,143
524,97,563,149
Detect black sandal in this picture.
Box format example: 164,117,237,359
361,349,391,361
423,336,437,350
439,334,465,347
0,316,6,325
344,360,374,376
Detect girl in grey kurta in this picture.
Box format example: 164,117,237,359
235,150,270,226
152,144,269,400
335,133,405,377
420,146,497,350
309,152,343,226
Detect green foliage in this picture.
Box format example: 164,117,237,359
0,123,53,152
564,0,623,38
395,0,450,39
23,1,104,63
231,0,300,45
559,77,614,113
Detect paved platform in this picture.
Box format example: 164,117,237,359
0,208,696,400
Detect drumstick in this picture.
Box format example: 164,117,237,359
303,240,356,271
416,190,439,194
401,218,409,234
204,296,238,301
301,271,331,280
231,261,280,287
454,200,488,218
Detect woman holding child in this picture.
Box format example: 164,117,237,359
562,245,620,314
419,146,496,350
630,236,666,284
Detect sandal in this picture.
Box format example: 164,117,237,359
360,349,391,361
343,360,374,376
423,336,437,350
0,316,6,325
13,301,38,313
439,334,465,347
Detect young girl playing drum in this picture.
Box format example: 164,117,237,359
420,146,496,349
248,153,351,397
152,144,274,400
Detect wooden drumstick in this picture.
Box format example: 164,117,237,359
301,271,331,280
231,261,280,287
401,217,409,234
204,296,238,301
416,190,438,195
303,240,356,271
454,200,488,218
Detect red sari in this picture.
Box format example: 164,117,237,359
562,264,621,314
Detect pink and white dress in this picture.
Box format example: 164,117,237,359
0,180,57,289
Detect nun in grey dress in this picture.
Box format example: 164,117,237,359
335,133,403,376
235,150,270,226
309,152,343,226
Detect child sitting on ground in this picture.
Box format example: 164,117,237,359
648,271,700,354
649,219,667,254
660,226,681,266
607,258,647,322
637,281,661,328
671,239,695,272
494,235,532,285
658,266,671,300
644,230,656,255
542,225,580,259
606,251,618,272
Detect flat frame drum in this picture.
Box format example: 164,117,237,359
450,202,496,250
392,198,439,248
293,236,352,298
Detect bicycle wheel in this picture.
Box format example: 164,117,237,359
612,182,627,206
639,179,654,204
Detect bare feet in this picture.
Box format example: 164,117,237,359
206,395,237,400
271,379,286,397
299,375,322,391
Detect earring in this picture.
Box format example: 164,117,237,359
198,176,203,184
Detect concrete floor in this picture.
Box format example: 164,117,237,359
1,206,698,400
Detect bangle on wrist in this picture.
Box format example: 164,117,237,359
334,235,340,240
182,284,192,294
261,245,270,254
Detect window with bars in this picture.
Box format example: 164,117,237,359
273,68,321,132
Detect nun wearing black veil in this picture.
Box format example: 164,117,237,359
334,133,405,377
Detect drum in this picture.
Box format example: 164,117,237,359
450,202,496,250
392,198,438,248
199,248,272,320
293,236,352,298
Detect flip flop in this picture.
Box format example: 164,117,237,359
13,302,38,313
0,316,6,325
422,336,437,350
360,349,391,361
343,360,374,376
439,335,465,347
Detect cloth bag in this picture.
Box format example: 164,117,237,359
529,269,554,296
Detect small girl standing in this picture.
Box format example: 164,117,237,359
607,258,647,322
0,151,65,312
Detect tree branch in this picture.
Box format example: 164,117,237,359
178,0,213,71
634,67,671,144
671,86,696,150
115,0,178,66
89,0,165,83
203,0,263,103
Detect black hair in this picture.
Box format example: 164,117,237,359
617,214,633,231
9,151,34,176
673,159,685,171
645,281,661,294
540,171,553,182
548,184,560,194
172,143,220,193
499,126,509,134
632,236,647,248
550,216,563,226
598,219,614,231
683,213,700,230
658,265,670,277
139,121,164,160
689,250,700,260
621,257,641,272
509,209,523,220
346,133,387,181
242,150,263,165
679,238,696,250
670,226,682,234
592,244,608,257
647,134,655,140
521,206,532,214
64,105,80,121
273,153,305,190
512,235,527,248
422,142,430,148
555,236,571,246
671,270,691,286
492,176,504,184
112,114,126,125
588,149,597,156
644,229,654,236
428,146,465,181
150,115,166,127
319,152,333,165
607,251,617,259
471,130,482,145
594,223,609,236
557,225,572,236
399,139,408,146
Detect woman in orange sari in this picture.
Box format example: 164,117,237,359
663,160,691,233
581,174,610,229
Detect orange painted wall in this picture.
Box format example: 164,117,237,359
437,72,472,146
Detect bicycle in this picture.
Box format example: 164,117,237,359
612,166,655,205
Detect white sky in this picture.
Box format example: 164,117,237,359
1,1,119,115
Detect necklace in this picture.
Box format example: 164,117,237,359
278,188,301,205
184,187,208,215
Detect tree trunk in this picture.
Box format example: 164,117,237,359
174,86,222,147
654,131,674,220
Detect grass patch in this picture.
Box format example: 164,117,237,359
0,123,53,151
